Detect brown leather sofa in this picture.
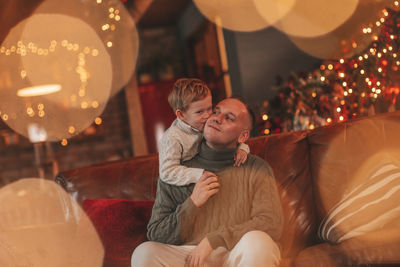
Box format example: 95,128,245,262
56,110,400,267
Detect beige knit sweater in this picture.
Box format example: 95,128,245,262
148,142,283,250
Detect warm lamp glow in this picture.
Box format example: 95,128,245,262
17,84,61,97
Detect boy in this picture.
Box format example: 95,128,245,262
159,78,249,186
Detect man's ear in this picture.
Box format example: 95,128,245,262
176,109,185,121
238,129,250,144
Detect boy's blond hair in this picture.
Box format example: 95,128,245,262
168,78,211,112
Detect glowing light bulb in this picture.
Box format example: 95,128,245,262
348,88,353,93
17,84,61,97
68,126,75,134
327,118,332,123
262,114,268,121
95,117,102,125
337,107,341,112
61,139,68,146
339,116,344,121
339,59,344,64
321,76,326,82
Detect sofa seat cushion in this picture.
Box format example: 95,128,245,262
295,228,400,267
82,199,154,267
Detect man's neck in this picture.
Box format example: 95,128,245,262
205,140,236,150
193,141,236,172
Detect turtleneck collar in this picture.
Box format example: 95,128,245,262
196,141,236,172
176,118,201,134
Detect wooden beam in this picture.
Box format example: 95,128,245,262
124,76,149,156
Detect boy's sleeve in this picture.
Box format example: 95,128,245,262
159,135,204,186
238,143,250,154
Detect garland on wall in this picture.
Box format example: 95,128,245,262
258,8,400,135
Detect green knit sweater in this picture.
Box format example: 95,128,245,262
147,141,283,250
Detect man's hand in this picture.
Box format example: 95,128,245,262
185,237,213,267
190,171,219,207
234,148,248,167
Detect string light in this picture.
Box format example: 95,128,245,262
94,117,102,125
262,114,268,121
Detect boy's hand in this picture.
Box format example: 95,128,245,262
234,148,247,167
190,171,219,207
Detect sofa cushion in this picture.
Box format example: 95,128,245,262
308,112,400,225
318,157,400,244
57,154,159,204
82,199,154,267
294,228,400,267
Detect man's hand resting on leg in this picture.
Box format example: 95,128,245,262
185,237,213,267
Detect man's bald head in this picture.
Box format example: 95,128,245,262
203,97,254,149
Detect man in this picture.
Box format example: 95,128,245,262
132,97,284,266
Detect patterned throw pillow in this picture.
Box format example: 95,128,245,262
318,163,400,244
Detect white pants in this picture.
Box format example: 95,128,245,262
131,231,281,267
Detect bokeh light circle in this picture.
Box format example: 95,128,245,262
288,0,392,59
33,0,139,96
253,0,297,25
0,178,103,266
273,0,359,38
193,0,271,32
0,14,112,142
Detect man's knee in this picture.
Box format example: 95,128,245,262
228,231,281,267
241,230,278,252
131,241,161,267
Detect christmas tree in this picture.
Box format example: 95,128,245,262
258,6,400,135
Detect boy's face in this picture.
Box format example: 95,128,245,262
179,94,212,131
